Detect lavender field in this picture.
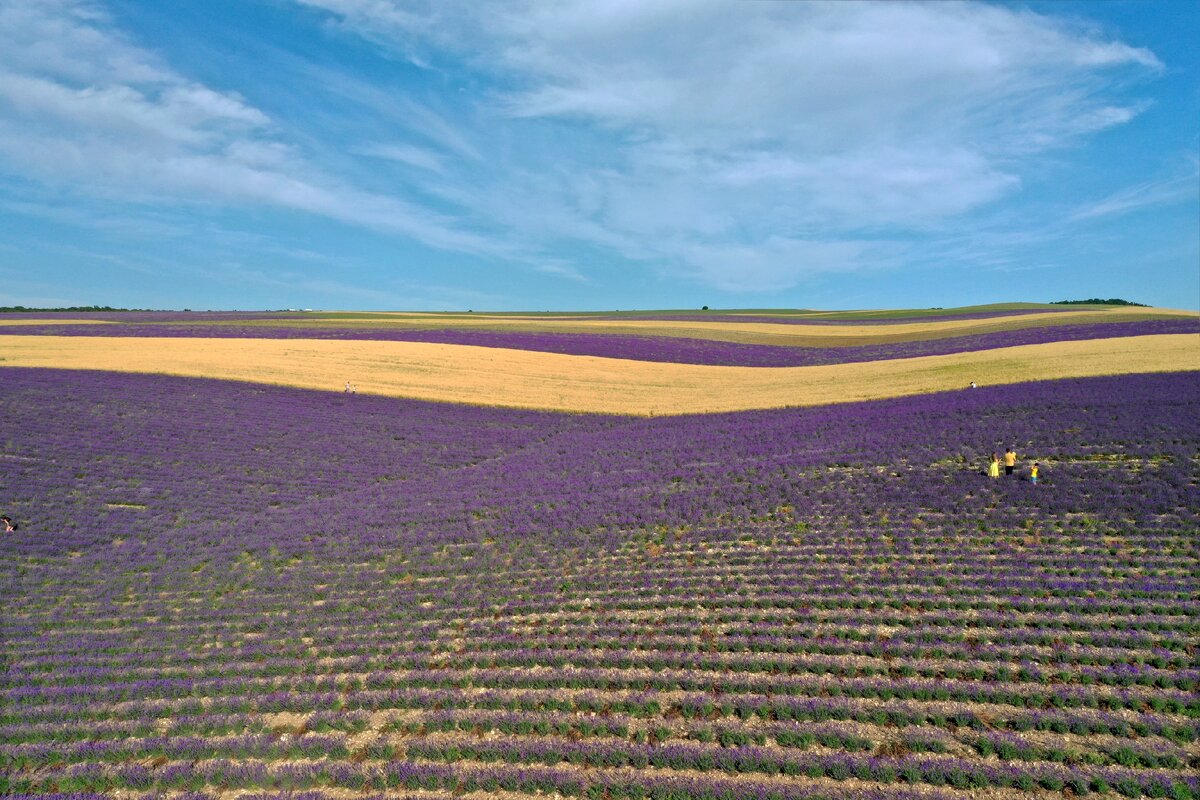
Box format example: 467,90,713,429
1,367,1198,800
2,318,1197,367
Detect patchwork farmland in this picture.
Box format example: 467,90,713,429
1,305,1198,800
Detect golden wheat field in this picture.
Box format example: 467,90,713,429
230,306,1192,347
2,333,1195,414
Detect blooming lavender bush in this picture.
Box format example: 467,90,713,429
0,367,1197,800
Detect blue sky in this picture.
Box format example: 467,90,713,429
0,0,1196,311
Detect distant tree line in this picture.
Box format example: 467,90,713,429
0,305,152,312
1050,298,1147,307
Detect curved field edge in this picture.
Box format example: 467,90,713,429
1,333,1197,415
2,306,1194,349
2,319,1196,369
127,306,1200,348
235,309,1193,349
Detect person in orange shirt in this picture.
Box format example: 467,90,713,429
1004,447,1017,476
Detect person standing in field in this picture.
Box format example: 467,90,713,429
1004,447,1017,476
988,453,1000,479
1030,462,1040,485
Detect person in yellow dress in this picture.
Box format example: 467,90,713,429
988,453,1000,479
1030,462,1040,485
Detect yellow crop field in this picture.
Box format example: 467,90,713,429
2,333,1196,415
237,306,1194,347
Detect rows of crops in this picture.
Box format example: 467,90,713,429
1,368,1197,800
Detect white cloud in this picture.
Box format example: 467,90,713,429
354,142,447,173
292,0,434,45
0,0,1168,297
0,0,508,260
532,260,590,283
0,0,171,85
675,237,879,293
298,1,1158,152
1065,169,1200,223
0,74,267,149
294,62,484,161
295,0,1161,292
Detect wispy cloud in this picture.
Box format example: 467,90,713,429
354,142,448,173
0,0,1175,303
532,260,590,284
673,237,886,293
292,61,484,162
0,0,509,260
295,0,1163,292
1065,169,1199,223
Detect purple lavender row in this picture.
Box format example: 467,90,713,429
1,732,348,767
13,569,1191,646
9,614,1185,673
11,753,1200,800
386,708,1192,768
9,625,1184,687
16,582,1190,642
7,662,1195,718
8,581,1195,666
7,666,1188,718
8,685,1194,742
12,540,1189,609
9,757,1195,800
404,735,1198,797
9,640,1191,696
11,575,1192,648
0,317,1194,365
9,587,1196,663
13,592,1191,680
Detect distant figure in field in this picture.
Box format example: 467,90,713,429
1004,447,1017,476
2,515,16,532
988,453,1000,479
344,381,352,393
969,381,977,389
1030,462,1040,485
